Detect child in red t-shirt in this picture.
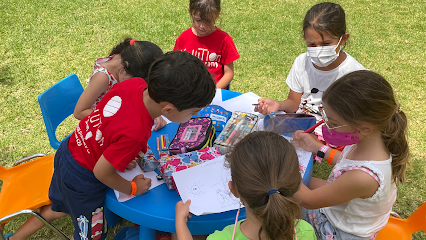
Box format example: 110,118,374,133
173,0,240,89
8,51,216,240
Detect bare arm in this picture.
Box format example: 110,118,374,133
256,90,302,115
293,130,342,165
93,155,151,196
215,62,234,89
295,170,380,209
74,72,110,120
175,200,193,240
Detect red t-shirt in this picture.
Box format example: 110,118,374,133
68,77,154,172
173,28,240,84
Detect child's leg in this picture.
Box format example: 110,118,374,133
9,204,68,240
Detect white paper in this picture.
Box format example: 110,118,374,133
216,92,261,114
210,88,223,106
282,136,312,176
152,115,172,131
173,156,243,216
114,165,165,202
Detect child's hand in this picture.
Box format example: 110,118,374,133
175,199,192,223
293,130,323,153
153,116,167,131
132,174,152,196
126,160,137,171
255,98,280,115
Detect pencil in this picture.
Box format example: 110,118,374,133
304,120,324,133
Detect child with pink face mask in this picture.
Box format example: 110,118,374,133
293,70,409,239
256,2,365,136
173,0,240,89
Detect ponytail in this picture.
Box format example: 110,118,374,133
109,38,132,56
107,38,163,80
227,131,302,240
255,193,301,240
382,110,409,185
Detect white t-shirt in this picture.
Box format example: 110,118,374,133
321,145,397,237
286,51,365,124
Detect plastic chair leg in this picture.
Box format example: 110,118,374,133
0,210,69,240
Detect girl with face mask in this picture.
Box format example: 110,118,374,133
293,70,410,239
256,2,365,137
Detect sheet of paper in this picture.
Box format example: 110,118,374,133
114,165,165,202
216,92,261,114
152,115,172,130
282,136,312,176
173,155,243,216
210,88,223,106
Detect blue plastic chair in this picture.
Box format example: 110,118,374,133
38,74,84,149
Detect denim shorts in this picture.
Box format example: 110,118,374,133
49,137,108,240
302,208,378,240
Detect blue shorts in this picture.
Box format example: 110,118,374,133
49,137,108,240
302,208,378,240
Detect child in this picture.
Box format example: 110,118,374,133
175,131,317,240
74,38,167,130
256,2,365,134
293,70,409,239
173,0,240,89
8,51,216,240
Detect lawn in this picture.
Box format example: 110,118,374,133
0,0,425,239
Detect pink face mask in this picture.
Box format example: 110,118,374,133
322,125,360,146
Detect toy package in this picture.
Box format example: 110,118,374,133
157,147,222,190
214,112,258,154
168,117,216,154
136,135,170,172
192,105,232,131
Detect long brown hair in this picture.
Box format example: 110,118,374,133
322,70,409,184
226,131,302,240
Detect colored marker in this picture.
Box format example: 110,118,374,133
304,120,324,133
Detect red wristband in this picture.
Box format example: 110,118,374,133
129,181,137,197
328,149,337,165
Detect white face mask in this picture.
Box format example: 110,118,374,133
307,36,343,67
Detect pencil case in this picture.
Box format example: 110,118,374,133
263,113,316,134
192,105,232,131
213,111,258,154
168,117,216,155
157,147,222,190
136,135,170,172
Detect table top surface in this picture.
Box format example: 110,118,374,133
105,89,313,234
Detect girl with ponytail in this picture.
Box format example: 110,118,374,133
175,131,316,240
293,70,409,239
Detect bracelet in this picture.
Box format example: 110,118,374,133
129,181,137,197
315,145,330,163
328,149,337,165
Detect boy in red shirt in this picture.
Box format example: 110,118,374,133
10,51,216,240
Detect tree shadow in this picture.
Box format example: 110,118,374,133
0,65,14,86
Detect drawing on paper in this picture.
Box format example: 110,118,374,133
215,164,239,207
188,181,204,197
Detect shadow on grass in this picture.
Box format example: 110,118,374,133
0,65,14,86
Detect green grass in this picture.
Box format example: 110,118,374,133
1,0,425,239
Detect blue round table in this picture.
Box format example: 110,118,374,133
104,90,313,239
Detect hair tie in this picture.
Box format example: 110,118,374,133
130,39,137,45
396,103,401,114
267,189,280,195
